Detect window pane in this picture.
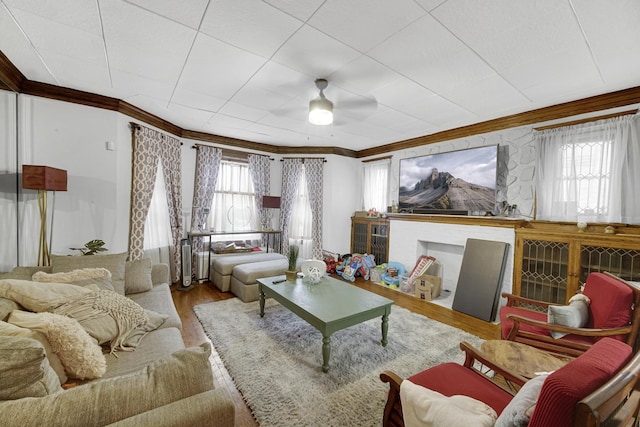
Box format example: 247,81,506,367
209,161,259,239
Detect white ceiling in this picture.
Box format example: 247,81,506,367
1,0,639,151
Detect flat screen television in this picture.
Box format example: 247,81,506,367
399,145,498,214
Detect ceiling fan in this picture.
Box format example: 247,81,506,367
308,79,333,126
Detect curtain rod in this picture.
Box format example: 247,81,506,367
130,121,183,145
280,157,327,163
191,144,274,160
534,109,638,131
362,155,392,163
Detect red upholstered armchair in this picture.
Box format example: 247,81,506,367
500,272,640,357
380,338,640,427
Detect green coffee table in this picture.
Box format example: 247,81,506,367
258,275,393,373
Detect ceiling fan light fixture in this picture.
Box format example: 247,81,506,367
309,96,333,125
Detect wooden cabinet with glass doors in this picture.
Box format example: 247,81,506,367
350,216,389,264
513,223,640,305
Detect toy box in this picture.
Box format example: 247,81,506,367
414,274,442,301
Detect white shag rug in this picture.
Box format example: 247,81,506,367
194,298,483,427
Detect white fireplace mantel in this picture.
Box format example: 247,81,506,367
388,215,518,317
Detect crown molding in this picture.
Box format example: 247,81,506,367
2,49,639,160
357,85,640,158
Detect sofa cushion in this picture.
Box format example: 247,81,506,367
0,344,214,427
583,273,634,341
32,268,115,291
0,336,62,400
51,252,128,295
408,362,513,414
8,311,107,380
102,327,185,379
0,320,67,384
0,266,52,280
124,258,153,295
127,283,182,330
528,338,632,427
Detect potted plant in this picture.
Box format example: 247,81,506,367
70,239,108,255
285,244,299,281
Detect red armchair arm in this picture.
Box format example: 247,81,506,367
502,292,557,310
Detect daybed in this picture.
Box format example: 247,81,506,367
0,253,235,427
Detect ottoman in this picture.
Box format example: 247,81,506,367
230,259,289,302
211,252,286,291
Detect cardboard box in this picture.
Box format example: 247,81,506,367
414,274,442,301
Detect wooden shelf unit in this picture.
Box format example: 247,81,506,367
350,216,389,264
514,223,640,305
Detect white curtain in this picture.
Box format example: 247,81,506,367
535,115,640,224
210,161,259,239
363,158,390,212
288,166,313,260
143,164,172,250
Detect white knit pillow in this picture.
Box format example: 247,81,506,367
8,311,106,380
32,268,114,292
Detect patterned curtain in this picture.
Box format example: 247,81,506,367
279,158,303,256
190,145,222,275
129,124,182,282
248,154,271,246
304,159,324,259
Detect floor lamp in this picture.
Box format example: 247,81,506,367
262,196,281,231
22,165,68,266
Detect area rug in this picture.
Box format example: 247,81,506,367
194,298,484,427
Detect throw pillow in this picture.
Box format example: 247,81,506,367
0,279,93,312
32,268,115,291
51,252,128,295
399,380,497,427
0,335,63,399
548,300,589,339
53,289,155,352
495,374,547,427
124,258,153,294
0,320,68,385
8,310,106,380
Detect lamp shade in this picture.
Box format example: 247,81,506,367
22,165,67,191
308,96,333,125
262,196,281,209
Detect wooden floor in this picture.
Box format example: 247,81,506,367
171,276,501,427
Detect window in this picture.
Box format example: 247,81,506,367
535,115,640,224
363,158,390,213
561,139,612,219
208,161,259,239
144,164,172,250
288,165,313,260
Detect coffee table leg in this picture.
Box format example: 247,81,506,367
259,289,265,317
381,313,389,347
322,335,331,373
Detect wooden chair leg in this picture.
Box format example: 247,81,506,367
380,371,405,427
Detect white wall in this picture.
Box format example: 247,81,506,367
18,96,127,263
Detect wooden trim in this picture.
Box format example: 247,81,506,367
357,85,640,158
182,129,279,154
533,109,638,131
386,213,528,229
0,50,26,92
362,155,392,163
2,49,639,159
119,101,182,136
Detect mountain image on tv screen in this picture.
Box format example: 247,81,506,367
399,145,498,213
